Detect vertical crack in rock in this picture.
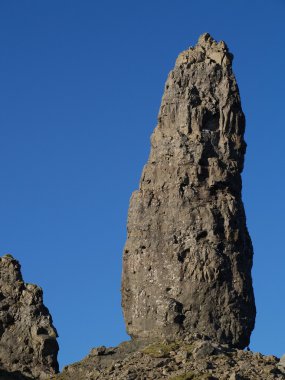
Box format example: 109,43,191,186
0,255,59,379
122,33,256,349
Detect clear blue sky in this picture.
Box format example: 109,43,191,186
0,0,284,369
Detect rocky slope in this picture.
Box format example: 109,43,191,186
53,338,285,380
122,33,255,349
0,254,59,379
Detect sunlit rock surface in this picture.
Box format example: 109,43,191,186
122,33,255,349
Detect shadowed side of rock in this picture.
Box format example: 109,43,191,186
122,33,255,348
0,255,59,379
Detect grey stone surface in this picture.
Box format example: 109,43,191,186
0,254,59,379
192,341,215,359
278,354,285,374
122,33,255,348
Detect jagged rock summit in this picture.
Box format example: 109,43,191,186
0,254,59,379
122,32,256,349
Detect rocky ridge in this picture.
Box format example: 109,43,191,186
0,254,59,379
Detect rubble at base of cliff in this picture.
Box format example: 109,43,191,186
53,338,285,380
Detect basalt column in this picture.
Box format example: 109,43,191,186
122,33,255,349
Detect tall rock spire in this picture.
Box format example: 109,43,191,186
122,33,255,349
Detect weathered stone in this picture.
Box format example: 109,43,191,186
0,254,59,379
122,33,255,348
279,354,285,364
53,338,284,380
278,354,285,374
192,341,216,359
90,346,107,356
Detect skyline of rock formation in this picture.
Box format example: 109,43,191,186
0,254,59,379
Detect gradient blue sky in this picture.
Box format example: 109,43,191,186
0,0,284,369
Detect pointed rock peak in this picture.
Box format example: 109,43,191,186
0,254,23,282
176,33,232,68
0,255,59,379
197,32,229,52
198,32,214,46
122,35,255,348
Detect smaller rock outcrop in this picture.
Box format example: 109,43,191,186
0,254,59,379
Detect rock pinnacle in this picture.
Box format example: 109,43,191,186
122,33,256,349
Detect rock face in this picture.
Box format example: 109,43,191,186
122,33,256,348
0,254,59,379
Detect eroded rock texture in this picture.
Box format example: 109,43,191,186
122,33,255,349
53,339,284,380
0,255,59,379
